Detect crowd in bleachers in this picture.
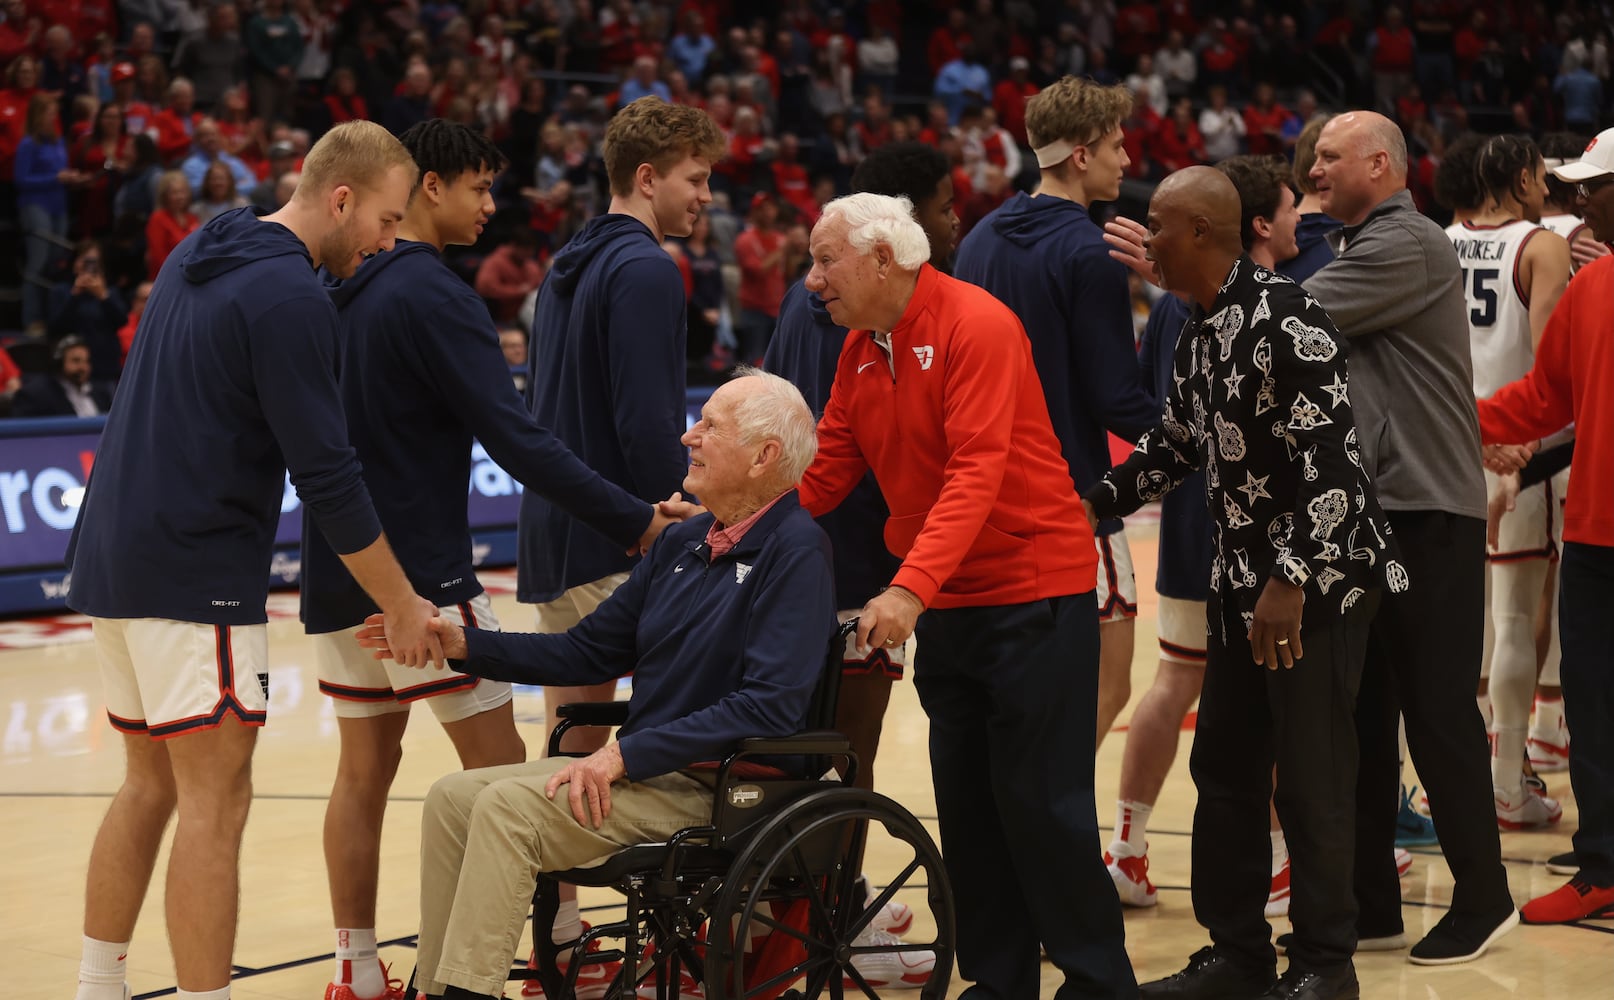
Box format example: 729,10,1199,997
1,0,1611,411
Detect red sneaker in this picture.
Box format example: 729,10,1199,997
1520,876,1614,924
325,961,408,1000
524,923,623,1000
1103,850,1157,908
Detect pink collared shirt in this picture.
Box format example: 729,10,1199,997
704,492,789,559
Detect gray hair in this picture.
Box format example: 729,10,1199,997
818,192,930,270
730,366,818,485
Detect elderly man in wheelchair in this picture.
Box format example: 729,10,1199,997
360,369,950,1000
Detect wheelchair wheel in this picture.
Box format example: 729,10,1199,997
702,786,952,1000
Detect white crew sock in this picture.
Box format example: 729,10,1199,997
1109,799,1152,857
176,989,230,1000
1270,829,1288,875
334,928,383,998
1477,693,1493,731
1491,726,1528,795
74,936,129,1000
1531,694,1566,741
552,899,582,945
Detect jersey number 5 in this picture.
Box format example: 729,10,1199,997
1469,267,1499,327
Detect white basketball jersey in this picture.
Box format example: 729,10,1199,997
1447,219,1542,397
1540,213,1589,243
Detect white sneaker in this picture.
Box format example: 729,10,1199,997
843,925,934,990
859,876,914,935
1395,847,1413,878
1496,782,1563,830
1104,850,1158,908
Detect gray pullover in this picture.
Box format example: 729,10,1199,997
1303,189,1486,519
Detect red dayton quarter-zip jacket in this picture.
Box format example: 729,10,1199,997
797,264,1099,609
1479,253,1614,547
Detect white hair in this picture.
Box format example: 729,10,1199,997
729,366,819,486
819,193,929,270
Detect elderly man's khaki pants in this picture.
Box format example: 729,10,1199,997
417,756,715,997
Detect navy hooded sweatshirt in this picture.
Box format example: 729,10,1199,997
763,279,901,609
299,240,654,634
953,193,1157,536
1278,211,1341,283
518,213,690,603
67,207,382,625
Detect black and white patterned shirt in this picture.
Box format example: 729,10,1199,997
1090,258,1407,625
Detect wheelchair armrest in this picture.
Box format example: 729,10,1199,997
554,701,631,726
735,731,853,757
547,701,631,758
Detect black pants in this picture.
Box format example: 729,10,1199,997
1353,511,1511,930
913,593,1136,1000
1557,543,1614,881
1192,591,1377,977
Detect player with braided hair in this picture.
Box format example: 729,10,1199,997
1451,134,1572,831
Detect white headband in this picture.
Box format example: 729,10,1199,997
1034,138,1078,169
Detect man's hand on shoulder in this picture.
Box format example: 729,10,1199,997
545,743,628,828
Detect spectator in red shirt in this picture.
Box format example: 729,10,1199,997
1196,18,1243,95
854,91,894,154
1151,96,1208,173
72,100,130,238
151,77,203,166
1243,82,1292,157
1453,11,1488,103
144,170,198,279
1115,0,1162,65
959,160,1012,239
917,99,952,146
323,66,369,125
0,53,39,185
1368,5,1417,115
116,279,151,364
992,56,1039,147
474,228,546,324
718,105,769,198
734,191,786,364
0,0,39,66
927,8,970,76
771,131,815,220
1121,92,1161,179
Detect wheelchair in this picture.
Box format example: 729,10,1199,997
514,619,955,1000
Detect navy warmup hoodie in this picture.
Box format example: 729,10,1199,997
300,240,654,634
764,279,900,608
954,193,1156,536
519,214,690,603
1278,212,1341,283
67,207,382,625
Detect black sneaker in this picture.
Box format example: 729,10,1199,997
1260,966,1359,1000
1407,905,1519,966
1546,850,1579,876
1139,946,1276,998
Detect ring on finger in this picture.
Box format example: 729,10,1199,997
1276,638,1290,646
